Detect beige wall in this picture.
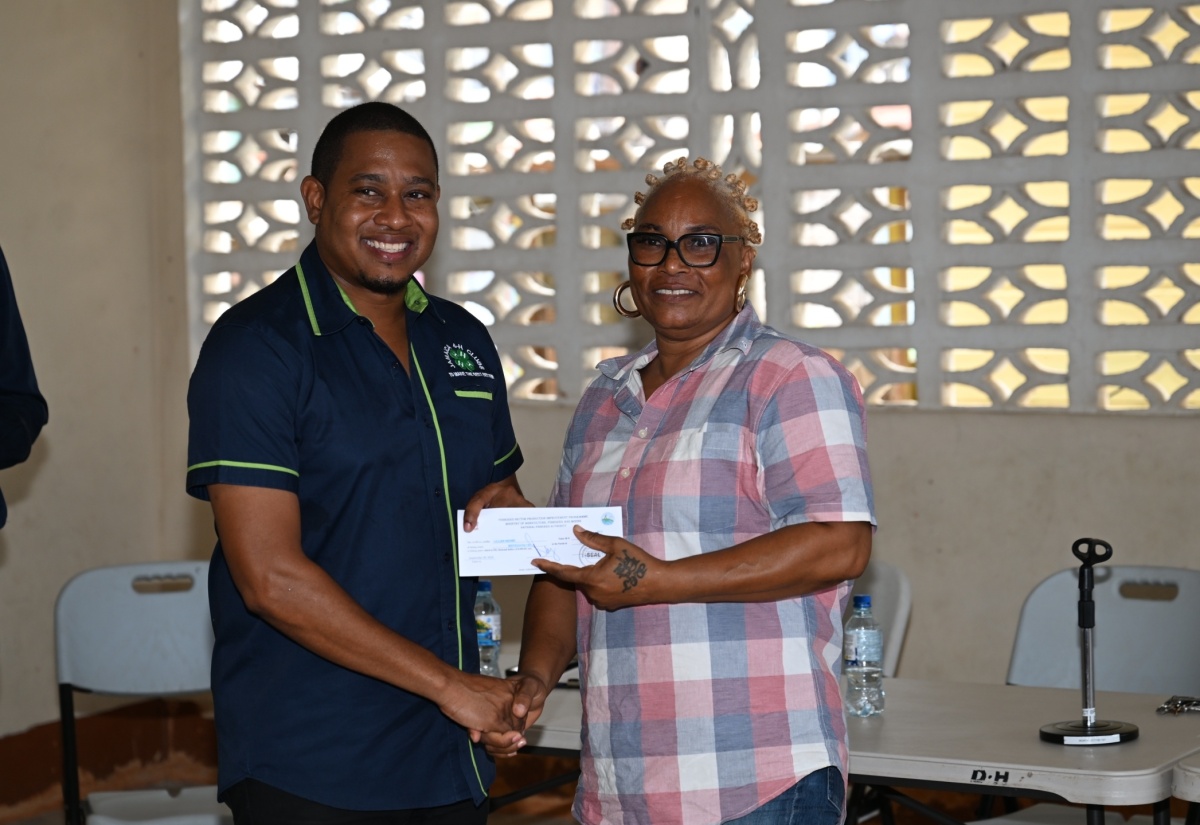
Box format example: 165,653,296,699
0,2,212,736
0,3,1195,739
498,406,1199,684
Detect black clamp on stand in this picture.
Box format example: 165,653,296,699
1040,538,1139,745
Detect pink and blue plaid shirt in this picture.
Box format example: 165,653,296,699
549,306,876,825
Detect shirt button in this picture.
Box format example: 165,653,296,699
637,428,648,438
620,468,630,479
434,488,442,498
444,552,451,562
447,620,455,630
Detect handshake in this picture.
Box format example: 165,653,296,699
442,668,554,757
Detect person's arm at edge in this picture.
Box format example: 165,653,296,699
537,520,871,611
209,481,519,739
0,400,46,469
0,247,47,469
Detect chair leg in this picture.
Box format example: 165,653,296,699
975,792,1018,818
846,783,887,823
59,684,85,825
848,784,863,822
975,793,996,819
878,789,896,825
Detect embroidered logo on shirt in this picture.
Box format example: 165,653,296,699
444,344,494,379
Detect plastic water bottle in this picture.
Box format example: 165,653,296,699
474,580,501,678
844,594,885,717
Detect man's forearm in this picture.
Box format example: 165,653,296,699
208,483,519,735
236,551,464,698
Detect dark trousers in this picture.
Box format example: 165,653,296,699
225,779,489,825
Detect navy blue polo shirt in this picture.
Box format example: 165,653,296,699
186,241,522,810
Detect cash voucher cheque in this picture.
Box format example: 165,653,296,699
456,507,625,577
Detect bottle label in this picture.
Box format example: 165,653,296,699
476,618,497,648
844,628,882,664
477,613,501,641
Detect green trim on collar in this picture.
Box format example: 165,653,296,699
332,278,360,315
405,278,429,313
295,261,323,336
299,257,425,333
297,258,373,333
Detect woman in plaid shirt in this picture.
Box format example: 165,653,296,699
472,158,876,825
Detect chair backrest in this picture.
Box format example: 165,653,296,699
55,561,213,695
849,559,912,677
1007,564,1200,695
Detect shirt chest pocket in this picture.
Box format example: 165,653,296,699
452,382,495,403
644,423,755,537
437,380,495,444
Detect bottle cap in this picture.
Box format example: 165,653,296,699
853,594,871,609
478,580,492,592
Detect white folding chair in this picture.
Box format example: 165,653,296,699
849,558,912,677
1007,565,1200,694
972,565,1200,825
55,561,232,825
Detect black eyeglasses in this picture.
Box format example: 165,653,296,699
626,232,743,268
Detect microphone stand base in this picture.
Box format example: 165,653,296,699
1040,720,1139,746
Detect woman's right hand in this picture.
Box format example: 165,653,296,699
533,525,666,610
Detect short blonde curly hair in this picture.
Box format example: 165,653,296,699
621,156,762,250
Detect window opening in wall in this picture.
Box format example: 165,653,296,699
181,0,1200,413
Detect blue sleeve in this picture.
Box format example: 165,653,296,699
186,322,302,500
483,339,523,483
0,246,48,470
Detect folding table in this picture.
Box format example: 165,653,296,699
517,676,1200,825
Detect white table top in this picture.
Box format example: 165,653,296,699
850,679,1200,806
1174,752,1200,803
521,677,1200,807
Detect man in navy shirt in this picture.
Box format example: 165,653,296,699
0,245,47,529
187,103,527,823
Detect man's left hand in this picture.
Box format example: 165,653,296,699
532,525,663,610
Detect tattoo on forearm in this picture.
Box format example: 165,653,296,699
612,550,647,592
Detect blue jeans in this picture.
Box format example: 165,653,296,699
726,767,845,825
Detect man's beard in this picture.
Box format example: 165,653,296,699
355,270,410,296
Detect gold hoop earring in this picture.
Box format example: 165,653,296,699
735,283,748,313
613,281,641,318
